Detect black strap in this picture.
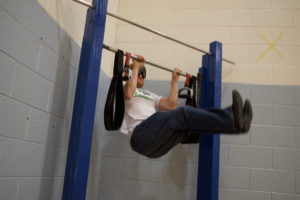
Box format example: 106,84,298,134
104,50,125,130
179,74,202,144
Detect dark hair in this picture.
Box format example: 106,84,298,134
138,66,146,79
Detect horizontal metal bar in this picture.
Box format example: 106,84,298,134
73,0,236,65
103,44,192,78
106,12,236,65
73,0,94,8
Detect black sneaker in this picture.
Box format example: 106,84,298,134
232,90,244,132
242,99,253,133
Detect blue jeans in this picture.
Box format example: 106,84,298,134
130,105,236,158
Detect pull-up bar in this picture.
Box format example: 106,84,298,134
73,0,236,65
103,44,192,78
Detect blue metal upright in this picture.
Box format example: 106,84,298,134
196,42,222,200
62,0,108,199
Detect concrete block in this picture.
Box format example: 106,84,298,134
160,183,183,200
231,27,272,45
253,47,293,65
220,144,228,166
226,189,271,200
0,139,42,176
121,159,163,182
12,65,50,110
48,177,64,200
251,125,295,147
0,95,30,139
296,127,300,148
231,0,271,8
98,178,139,200
252,104,273,125
18,178,51,200
273,28,300,46
162,163,197,185
221,133,250,145
250,169,295,193
273,148,300,170
99,157,121,178
0,179,18,200
219,189,226,200
172,9,212,25
251,85,294,105
297,171,300,193
138,181,163,200
230,65,273,85
188,27,231,44
27,108,68,147
0,0,31,24
42,14,66,54
253,10,293,26
37,146,67,177
213,9,252,25
273,105,300,126
116,25,153,42
228,145,272,168
100,136,127,157
0,11,40,69
182,186,197,200
219,166,250,189
273,65,300,85
272,193,300,200
161,143,198,163
222,83,252,103
294,47,300,65
193,0,230,8
24,0,47,38
37,44,72,94
156,0,194,8
295,87,300,105
47,85,74,120
0,52,16,96
223,45,253,64
272,0,300,9
296,11,300,26
37,44,61,83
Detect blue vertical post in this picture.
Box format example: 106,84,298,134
62,0,108,199
196,41,222,200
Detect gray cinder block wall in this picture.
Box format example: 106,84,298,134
0,1,80,199
91,74,300,200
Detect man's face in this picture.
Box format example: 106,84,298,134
137,73,144,88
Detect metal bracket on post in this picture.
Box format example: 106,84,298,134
62,0,108,199
197,41,222,200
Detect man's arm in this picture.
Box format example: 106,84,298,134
123,55,145,100
158,68,181,111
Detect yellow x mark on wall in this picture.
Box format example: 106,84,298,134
256,33,284,62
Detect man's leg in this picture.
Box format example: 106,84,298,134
130,91,252,158
130,106,235,158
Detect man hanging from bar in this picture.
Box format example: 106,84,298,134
121,55,253,158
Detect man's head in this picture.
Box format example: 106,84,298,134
137,66,146,88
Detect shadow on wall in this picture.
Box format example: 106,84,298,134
38,22,74,199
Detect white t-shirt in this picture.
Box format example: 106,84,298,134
120,88,162,141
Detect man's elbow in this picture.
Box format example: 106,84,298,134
124,93,133,100
167,104,177,111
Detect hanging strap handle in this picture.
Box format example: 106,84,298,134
104,50,125,130
123,52,131,80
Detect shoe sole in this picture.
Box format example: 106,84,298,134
232,90,244,131
243,99,253,133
